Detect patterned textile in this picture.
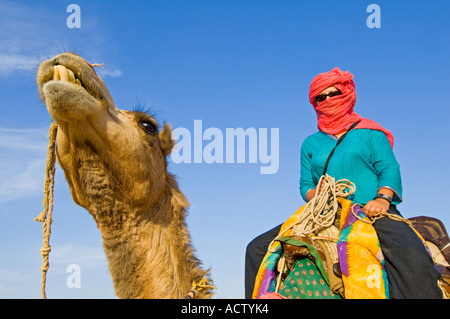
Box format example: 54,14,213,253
337,198,389,299
252,198,389,299
252,205,307,299
279,257,341,299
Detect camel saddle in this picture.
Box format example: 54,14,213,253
408,216,450,296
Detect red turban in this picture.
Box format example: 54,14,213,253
309,67,394,148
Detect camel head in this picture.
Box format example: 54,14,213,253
37,52,175,221
36,52,213,299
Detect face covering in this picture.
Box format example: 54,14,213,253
309,67,394,148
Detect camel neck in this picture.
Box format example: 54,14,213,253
95,186,206,298
77,159,208,298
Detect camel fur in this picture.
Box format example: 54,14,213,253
36,52,213,299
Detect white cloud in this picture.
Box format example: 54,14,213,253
0,1,56,76
0,269,33,283
0,127,49,203
0,127,48,150
0,1,122,78
50,243,108,271
97,67,123,78
0,54,41,75
0,158,45,202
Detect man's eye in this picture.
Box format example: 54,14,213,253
139,121,157,134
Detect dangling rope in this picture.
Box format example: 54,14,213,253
34,120,58,299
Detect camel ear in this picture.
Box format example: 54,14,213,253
159,123,174,156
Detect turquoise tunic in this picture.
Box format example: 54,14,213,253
300,129,402,205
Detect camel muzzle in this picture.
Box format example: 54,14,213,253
37,52,116,122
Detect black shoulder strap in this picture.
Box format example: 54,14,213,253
322,121,361,176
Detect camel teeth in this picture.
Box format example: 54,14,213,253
53,66,60,81
67,69,75,84
52,65,82,87
54,65,68,82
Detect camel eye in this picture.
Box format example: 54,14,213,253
139,121,157,134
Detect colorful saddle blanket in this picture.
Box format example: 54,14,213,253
252,198,389,299
279,257,341,299
337,199,389,298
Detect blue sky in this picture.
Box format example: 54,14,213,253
0,0,449,299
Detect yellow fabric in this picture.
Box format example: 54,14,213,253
337,198,388,299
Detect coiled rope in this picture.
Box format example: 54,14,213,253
269,174,355,252
269,174,355,292
33,120,58,299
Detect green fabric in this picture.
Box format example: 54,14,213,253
276,237,341,299
276,237,330,284
300,129,402,205
279,257,342,299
